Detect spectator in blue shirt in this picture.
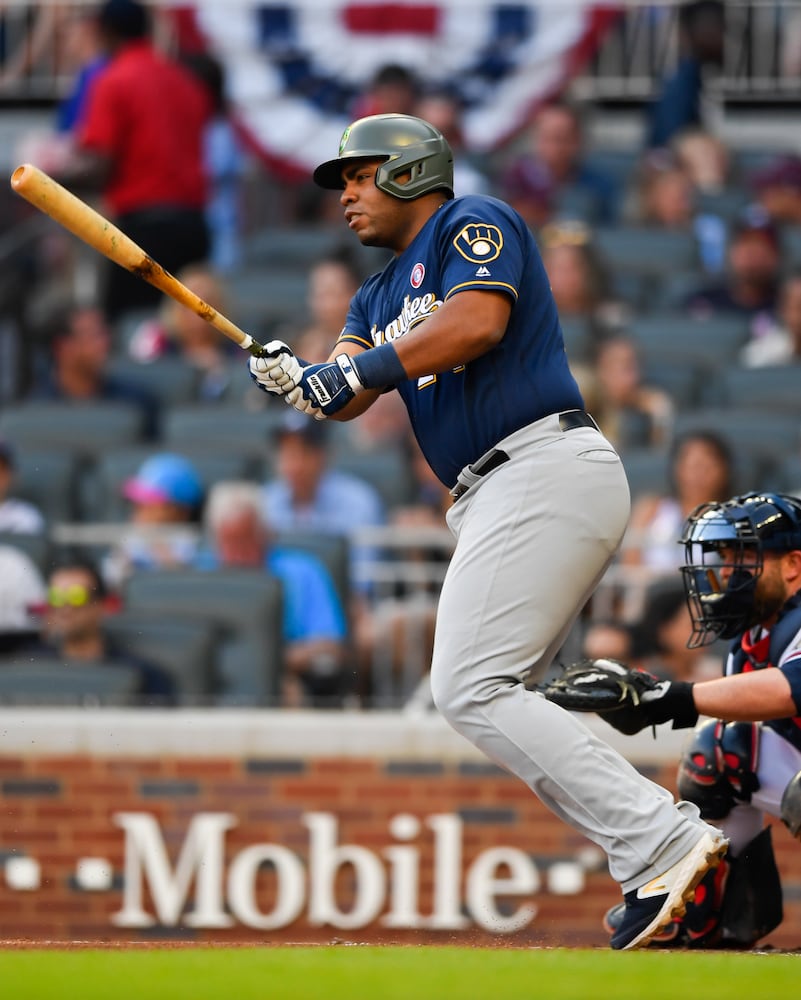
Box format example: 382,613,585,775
197,479,349,707
262,411,386,596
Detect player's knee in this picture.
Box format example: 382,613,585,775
677,719,759,820
780,770,801,839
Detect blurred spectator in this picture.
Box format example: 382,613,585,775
334,391,410,460
196,480,349,707
682,205,782,338
14,6,107,174
281,247,364,364
539,219,617,325
645,1,725,150
740,269,801,368
749,153,801,227
180,50,247,273
29,301,159,438
622,429,735,571
539,219,623,335
0,545,46,655
351,62,421,118
262,411,386,593
0,439,45,534
56,0,211,322
630,579,719,683
21,555,175,703
0,3,71,90
127,262,239,401
103,452,204,588
589,332,674,451
391,433,452,527
580,617,635,664
498,99,620,228
672,127,732,194
627,150,695,229
414,85,491,197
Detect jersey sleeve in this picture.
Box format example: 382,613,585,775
337,286,374,351
440,200,525,304
779,628,801,713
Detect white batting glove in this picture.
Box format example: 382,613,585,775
248,340,304,396
285,384,327,420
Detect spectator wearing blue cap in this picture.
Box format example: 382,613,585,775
103,452,204,588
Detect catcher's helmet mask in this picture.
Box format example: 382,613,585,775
313,113,455,201
680,492,801,647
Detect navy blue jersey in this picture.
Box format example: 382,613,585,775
338,194,584,485
727,596,801,754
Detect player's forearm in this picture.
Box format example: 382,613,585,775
391,290,508,379
692,670,797,721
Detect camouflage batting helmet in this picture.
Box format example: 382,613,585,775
313,113,454,200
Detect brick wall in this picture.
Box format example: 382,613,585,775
0,711,799,947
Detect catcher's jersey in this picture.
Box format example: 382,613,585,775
727,596,801,752
338,194,583,485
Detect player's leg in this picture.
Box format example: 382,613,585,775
430,415,721,912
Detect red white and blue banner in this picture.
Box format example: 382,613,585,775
177,2,620,179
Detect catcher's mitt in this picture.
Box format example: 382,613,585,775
538,658,672,736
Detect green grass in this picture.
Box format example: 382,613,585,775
0,945,798,1000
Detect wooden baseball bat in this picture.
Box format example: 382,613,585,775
10,163,267,356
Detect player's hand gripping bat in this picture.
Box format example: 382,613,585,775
10,163,268,357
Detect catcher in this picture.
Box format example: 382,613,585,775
541,490,801,948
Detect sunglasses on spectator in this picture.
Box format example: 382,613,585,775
47,585,96,608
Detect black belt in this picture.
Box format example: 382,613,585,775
450,410,598,501
558,409,599,432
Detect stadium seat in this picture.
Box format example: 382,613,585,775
641,358,704,409
0,530,51,575
694,187,751,223
123,568,284,705
0,402,146,457
672,409,801,486
240,224,341,267
275,529,352,615
777,454,801,495
701,365,801,413
593,227,699,276
106,356,202,406
225,269,310,338
102,613,219,704
629,313,751,368
0,659,141,706
559,316,594,361
619,447,671,499
162,404,286,475
331,448,415,512
782,225,801,267
13,447,81,523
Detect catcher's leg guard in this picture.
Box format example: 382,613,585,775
677,720,760,820
718,826,783,947
780,770,801,839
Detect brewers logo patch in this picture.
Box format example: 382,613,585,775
453,224,503,264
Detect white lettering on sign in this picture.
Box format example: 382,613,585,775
111,811,540,933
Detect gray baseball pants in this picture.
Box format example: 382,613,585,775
430,412,714,891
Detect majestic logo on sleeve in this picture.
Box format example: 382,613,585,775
453,224,503,264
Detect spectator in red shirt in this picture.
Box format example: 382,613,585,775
58,0,211,322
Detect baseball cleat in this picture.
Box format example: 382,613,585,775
609,829,729,950
603,857,730,948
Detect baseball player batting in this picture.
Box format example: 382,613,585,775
248,113,727,949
